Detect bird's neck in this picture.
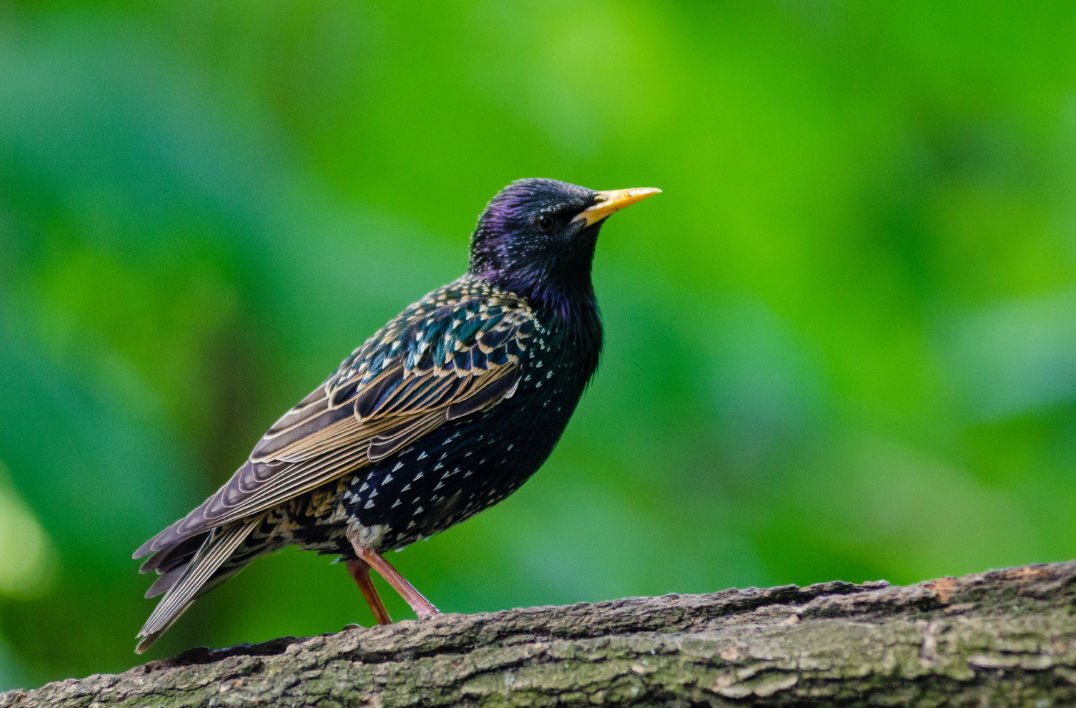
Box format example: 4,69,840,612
505,271,604,378
475,261,594,322
469,264,603,367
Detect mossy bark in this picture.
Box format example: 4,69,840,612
4,562,1076,706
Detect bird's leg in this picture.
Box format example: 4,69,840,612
350,542,439,619
345,558,392,625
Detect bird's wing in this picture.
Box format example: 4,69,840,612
134,289,537,559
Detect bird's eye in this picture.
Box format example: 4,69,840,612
534,213,555,233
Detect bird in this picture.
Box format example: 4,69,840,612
132,177,660,653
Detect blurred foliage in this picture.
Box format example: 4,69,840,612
2,0,1075,690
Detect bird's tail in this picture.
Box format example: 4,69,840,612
135,517,260,653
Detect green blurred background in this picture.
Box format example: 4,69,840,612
2,0,1075,690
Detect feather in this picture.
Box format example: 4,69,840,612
136,518,259,653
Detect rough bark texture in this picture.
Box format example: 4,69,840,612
4,562,1076,706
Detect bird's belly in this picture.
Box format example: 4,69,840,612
341,390,579,552
257,478,353,555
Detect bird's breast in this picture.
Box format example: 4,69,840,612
339,335,594,552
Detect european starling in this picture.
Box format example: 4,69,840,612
133,178,660,652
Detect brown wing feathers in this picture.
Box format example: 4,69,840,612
135,518,260,653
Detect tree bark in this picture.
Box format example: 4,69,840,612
4,561,1076,706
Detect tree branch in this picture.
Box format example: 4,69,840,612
5,561,1076,705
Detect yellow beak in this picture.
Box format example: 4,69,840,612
573,187,662,227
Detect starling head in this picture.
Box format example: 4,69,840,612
469,178,659,313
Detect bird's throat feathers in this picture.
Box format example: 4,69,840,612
470,233,603,379
470,223,602,322
472,228,602,336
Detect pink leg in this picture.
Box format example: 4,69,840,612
350,543,439,619
345,559,392,625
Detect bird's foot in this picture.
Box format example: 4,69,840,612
413,599,440,619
